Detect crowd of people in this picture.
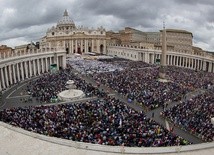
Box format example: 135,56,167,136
162,88,214,142
166,66,214,89
90,62,213,110
68,59,124,74
0,97,190,147
27,67,106,103
68,58,154,75
1,57,213,146
92,68,186,110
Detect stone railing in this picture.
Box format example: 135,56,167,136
0,122,213,155
0,47,63,60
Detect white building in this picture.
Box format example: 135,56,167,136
40,10,107,54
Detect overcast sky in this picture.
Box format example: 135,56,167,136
0,0,214,51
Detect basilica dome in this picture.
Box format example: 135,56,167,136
57,10,75,28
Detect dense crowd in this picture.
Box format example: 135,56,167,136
166,66,214,89
68,58,154,74
68,59,124,74
1,57,213,146
162,88,214,142
27,67,105,103
92,68,189,109
90,62,213,109
0,97,190,147
102,59,155,70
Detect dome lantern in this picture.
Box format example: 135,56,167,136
57,10,75,29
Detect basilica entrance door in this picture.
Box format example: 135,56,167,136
77,47,81,54
100,44,104,54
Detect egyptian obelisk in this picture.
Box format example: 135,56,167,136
159,22,167,79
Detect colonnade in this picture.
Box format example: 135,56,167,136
0,51,66,91
107,46,214,73
64,39,106,54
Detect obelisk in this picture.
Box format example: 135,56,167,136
159,22,167,79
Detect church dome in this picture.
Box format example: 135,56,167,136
57,10,75,27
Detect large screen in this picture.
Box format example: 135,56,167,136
50,64,57,73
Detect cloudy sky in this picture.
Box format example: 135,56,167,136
0,0,214,51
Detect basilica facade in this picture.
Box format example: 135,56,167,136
40,10,107,54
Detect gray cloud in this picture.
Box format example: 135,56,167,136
0,0,214,51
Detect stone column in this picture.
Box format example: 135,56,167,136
103,40,106,54
185,58,187,68
17,63,20,82
212,63,214,73
57,56,59,69
151,53,155,64
183,57,186,67
80,39,83,53
84,40,87,53
208,62,212,72
173,55,176,66
146,53,148,63
62,55,66,69
1,67,6,89
29,60,32,77
174,56,177,66
75,40,78,53
71,40,73,54
69,40,71,54
37,59,41,75
12,64,17,84
97,39,100,53
188,58,191,68
54,54,59,70
199,60,202,70
179,57,181,67
4,66,9,87
8,65,13,85
46,57,49,72
0,78,2,91
181,57,183,67
197,60,200,70
92,39,94,52
192,58,194,69
25,61,29,78
33,60,36,76
194,59,196,70
20,62,24,80
202,60,206,71
41,58,44,73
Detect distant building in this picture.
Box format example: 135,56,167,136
40,10,107,54
107,28,193,54
15,42,39,55
160,29,193,54
0,45,14,58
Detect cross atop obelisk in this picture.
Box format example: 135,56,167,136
158,21,167,79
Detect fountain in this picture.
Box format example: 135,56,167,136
58,80,84,101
